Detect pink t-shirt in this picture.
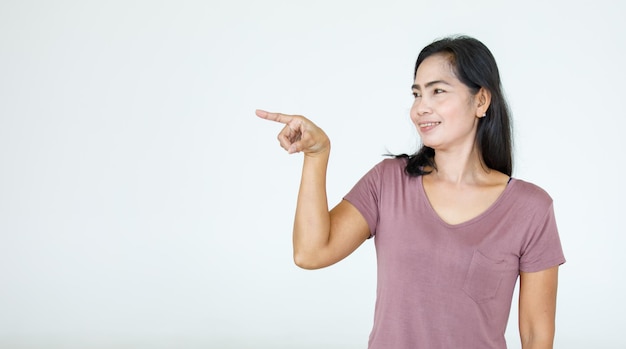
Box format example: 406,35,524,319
344,158,565,349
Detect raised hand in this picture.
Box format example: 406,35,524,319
256,109,330,156
256,109,369,269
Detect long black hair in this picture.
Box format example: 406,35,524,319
402,35,513,177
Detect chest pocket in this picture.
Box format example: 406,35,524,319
462,250,508,304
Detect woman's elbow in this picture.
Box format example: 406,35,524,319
293,251,329,270
519,323,555,349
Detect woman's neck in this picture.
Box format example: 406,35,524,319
429,147,489,186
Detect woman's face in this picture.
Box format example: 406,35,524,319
410,54,483,153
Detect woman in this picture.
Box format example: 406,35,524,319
256,36,565,349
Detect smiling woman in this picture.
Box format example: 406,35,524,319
405,36,512,179
257,35,565,349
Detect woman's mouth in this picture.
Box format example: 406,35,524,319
418,121,441,129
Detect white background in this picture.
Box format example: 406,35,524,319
1,1,624,348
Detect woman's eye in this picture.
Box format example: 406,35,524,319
434,88,445,94
412,92,421,98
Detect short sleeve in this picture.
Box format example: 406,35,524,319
343,162,383,238
519,202,566,272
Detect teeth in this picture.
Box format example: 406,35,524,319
420,122,440,127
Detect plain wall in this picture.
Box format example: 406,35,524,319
1,0,625,348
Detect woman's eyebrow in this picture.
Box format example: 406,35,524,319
411,80,451,90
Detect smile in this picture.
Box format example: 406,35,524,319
418,122,441,127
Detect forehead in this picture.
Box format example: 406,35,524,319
414,54,458,84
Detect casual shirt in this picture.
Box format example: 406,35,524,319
344,158,566,349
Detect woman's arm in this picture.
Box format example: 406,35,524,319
256,110,370,269
518,265,560,349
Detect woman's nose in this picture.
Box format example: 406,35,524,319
412,96,431,116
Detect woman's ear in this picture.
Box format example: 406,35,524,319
476,87,492,118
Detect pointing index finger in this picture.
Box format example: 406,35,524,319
255,109,294,124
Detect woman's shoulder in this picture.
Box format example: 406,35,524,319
508,178,554,207
379,156,408,168
372,157,412,176
356,157,413,185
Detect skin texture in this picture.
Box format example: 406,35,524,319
519,266,559,349
257,53,559,347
